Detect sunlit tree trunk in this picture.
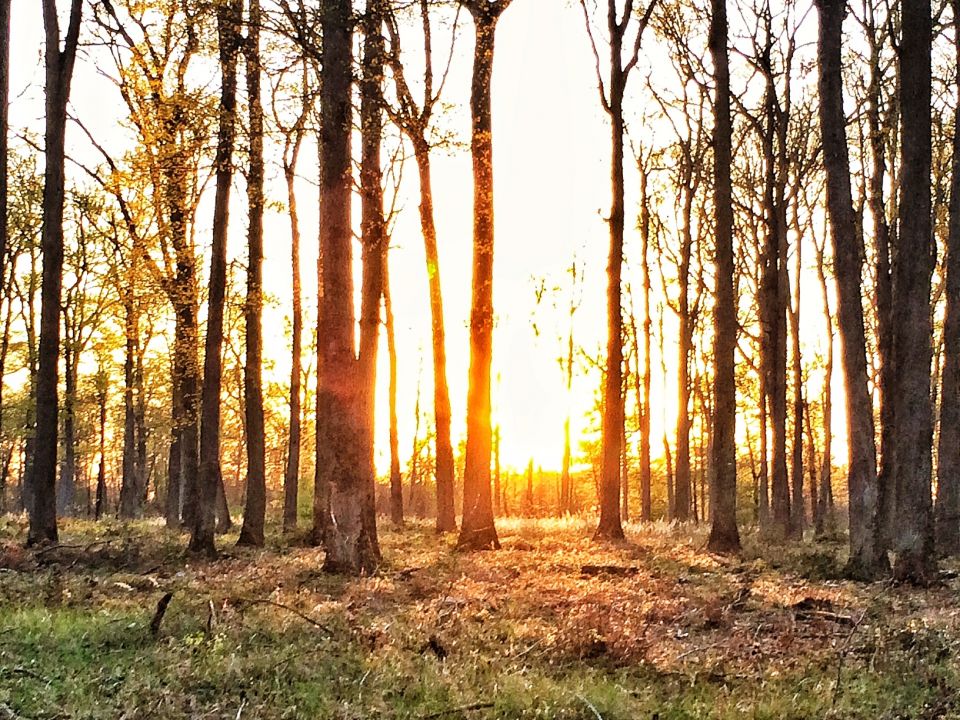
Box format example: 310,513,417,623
119,288,140,518
639,163,653,523
458,0,511,551
707,0,739,553
189,0,242,557
815,0,888,579
385,262,403,525
891,0,936,584
239,0,267,547
936,0,960,557
788,209,804,538
813,231,834,536
28,0,83,545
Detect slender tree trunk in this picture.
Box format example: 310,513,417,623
674,185,694,523
385,262,403,525
639,164,653,523
0,2,8,458
189,0,242,556
28,0,83,546
283,129,304,534
57,345,77,514
119,291,139,518
813,236,834,536
891,0,936,584
621,349,630,521
936,0,960,557
94,377,107,520
458,0,510,551
409,142,457,533
789,217,804,538
238,0,267,547
815,0,888,579
707,0,740,553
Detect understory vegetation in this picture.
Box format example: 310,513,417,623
2,517,958,719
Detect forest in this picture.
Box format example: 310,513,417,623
3,0,960,717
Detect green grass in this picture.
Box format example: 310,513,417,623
1,517,958,719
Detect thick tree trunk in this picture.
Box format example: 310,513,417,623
815,0,888,579
458,0,508,551
238,0,267,547
189,0,241,557
28,0,83,546
936,0,960,557
315,0,380,573
891,0,936,584
707,0,740,553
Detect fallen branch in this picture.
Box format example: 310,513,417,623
675,641,722,661
420,702,495,719
580,565,640,576
150,592,174,637
244,599,332,633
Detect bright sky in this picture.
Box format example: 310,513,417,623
7,0,846,476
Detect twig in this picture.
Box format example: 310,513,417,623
150,592,173,637
420,702,495,719
575,693,604,720
244,599,331,633
675,641,722,661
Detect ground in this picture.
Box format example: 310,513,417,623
1,515,959,719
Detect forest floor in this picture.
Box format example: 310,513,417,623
1,516,960,719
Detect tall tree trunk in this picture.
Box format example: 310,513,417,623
0,1,8,469
458,0,510,551
789,214,804,538
315,0,380,573
815,0,888,579
707,0,740,553
621,348,630,521
813,234,834,536
282,107,305,534
189,0,242,556
409,142,457,533
674,183,694,522
936,0,960,557
891,0,936,584
238,0,267,547
28,0,83,546
94,374,107,521
385,261,403,525
355,0,386,563
639,163,653,523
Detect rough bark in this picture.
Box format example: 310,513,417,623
28,0,83,546
936,0,960,557
458,0,511,551
815,0,888,580
707,0,740,553
189,0,242,557
891,0,936,584
238,0,267,547
315,0,380,574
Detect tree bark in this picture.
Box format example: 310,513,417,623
238,0,267,547
815,0,888,579
315,0,380,574
119,289,139,518
189,0,242,557
706,0,740,553
28,0,83,546
936,0,960,557
891,0,936,584
458,0,510,551
385,261,403,525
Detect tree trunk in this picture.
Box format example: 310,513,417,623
891,0,936,584
238,0,267,547
385,261,403,525
639,164,653,523
315,0,380,573
789,213,804,538
813,234,834,536
674,183,694,523
815,0,888,579
119,291,139,518
707,0,740,553
28,0,83,546
936,0,960,557
189,0,242,557
94,376,107,521
458,0,509,551
57,344,77,514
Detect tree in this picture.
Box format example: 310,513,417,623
27,0,84,546
238,0,267,547
580,0,658,541
383,0,459,533
457,0,513,551
890,0,936,584
706,0,739,554
314,0,381,573
936,0,960,557
189,0,242,557
815,0,887,580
